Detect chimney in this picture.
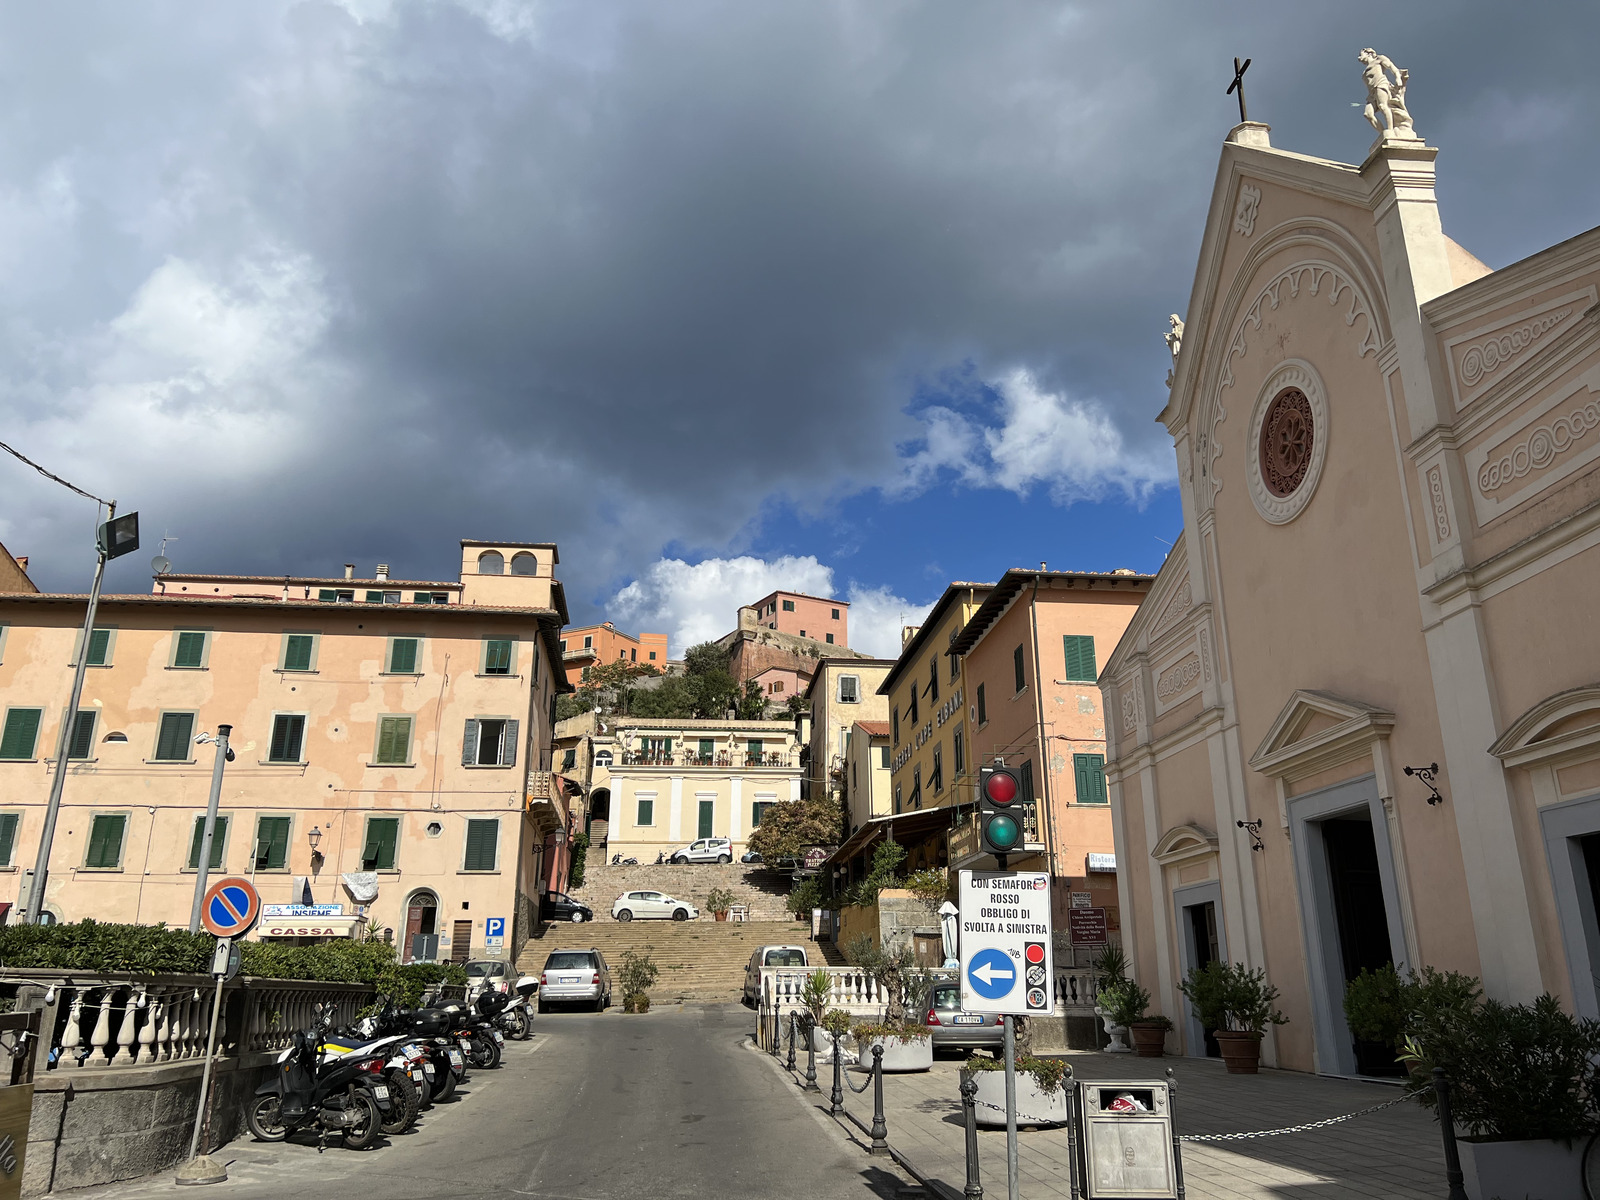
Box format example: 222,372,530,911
376,563,390,581
15,558,26,574
344,564,355,580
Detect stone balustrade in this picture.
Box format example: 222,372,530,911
1056,967,1105,1010
758,965,959,1020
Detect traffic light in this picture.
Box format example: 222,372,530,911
978,765,1024,858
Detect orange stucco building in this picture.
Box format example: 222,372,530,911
561,622,668,681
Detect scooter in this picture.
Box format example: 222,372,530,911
247,1008,392,1151
325,1011,429,1132
467,975,537,1041
611,853,639,865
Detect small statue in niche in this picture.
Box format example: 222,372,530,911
1165,314,1185,361
1359,48,1416,138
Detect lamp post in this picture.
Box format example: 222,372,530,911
188,726,234,935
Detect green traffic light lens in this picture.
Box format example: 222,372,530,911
985,813,1022,851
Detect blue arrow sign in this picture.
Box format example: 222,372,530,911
966,948,1017,1000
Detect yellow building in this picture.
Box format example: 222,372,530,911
0,539,573,965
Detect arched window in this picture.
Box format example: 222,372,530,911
477,550,505,575
510,552,538,576
594,750,613,768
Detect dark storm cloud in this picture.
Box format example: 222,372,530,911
2,1,1597,610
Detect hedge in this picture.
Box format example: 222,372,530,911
0,920,467,1003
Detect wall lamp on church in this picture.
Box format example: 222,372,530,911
1236,819,1265,853
1403,763,1445,806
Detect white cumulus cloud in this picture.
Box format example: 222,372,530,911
608,555,934,660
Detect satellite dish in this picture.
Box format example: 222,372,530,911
151,556,171,575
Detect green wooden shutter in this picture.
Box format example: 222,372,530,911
68,711,97,759
188,815,229,870
155,712,194,761
1086,754,1106,803
173,632,206,668
0,709,42,760
500,719,518,767
86,814,127,868
699,738,714,759
1013,644,1026,692
484,639,512,674
86,628,111,666
698,800,714,838
282,635,314,671
376,716,411,764
0,813,18,867
1063,635,1097,682
388,639,418,673
461,719,480,766
269,715,304,762
976,685,986,724
1074,754,1091,802
637,798,654,826
463,819,498,871
363,817,399,870
256,817,290,869
319,589,339,601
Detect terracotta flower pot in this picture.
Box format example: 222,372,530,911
1213,1030,1263,1074
714,912,729,922
1128,1022,1169,1058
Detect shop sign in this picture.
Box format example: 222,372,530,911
935,689,962,727
1069,907,1108,945
1087,853,1117,872
262,904,343,918
1070,891,1093,909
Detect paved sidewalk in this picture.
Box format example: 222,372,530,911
816,1050,1448,1199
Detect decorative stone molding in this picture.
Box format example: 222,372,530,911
1246,360,1330,525
1150,577,1192,640
1444,287,1595,410
1249,690,1396,784
1151,823,1219,866
1219,262,1381,393
1198,628,1213,682
1155,654,1202,703
1233,183,1261,237
1489,684,1600,771
1461,309,1572,388
1121,689,1138,735
1477,394,1600,496
1426,464,1451,542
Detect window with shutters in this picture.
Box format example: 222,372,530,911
880,745,890,769
1013,644,1026,693
907,688,918,725
1062,635,1097,683
268,714,306,763
1073,753,1108,803
80,627,114,667
462,818,499,871
894,784,902,815
366,590,401,604
254,816,291,871
0,713,43,761
636,795,655,826
171,630,209,669
67,710,97,760
929,658,939,704
838,675,859,703
562,747,576,770
583,635,593,649
280,633,317,672
976,684,987,726
412,591,449,604
482,638,514,675
0,813,18,867
462,716,518,768
910,765,922,809
373,715,413,765
782,599,795,612
953,728,965,776
319,588,355,602
84,813,127,870
386,637,421,675
152,712,196,762
825,633,834,644
891,707,900,744
831,608,840,619
362,816,400,870
186,815,229,871
930,744,943,794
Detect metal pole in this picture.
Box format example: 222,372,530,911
1166,1067,1186,1200
1064,1063,1080,1200
960,1071,984,1200
804,1019,819,1092
188,726,233,934
868,1044,888,1156
1432,1068,1469,1200
830,1031,843,1114
1002,1016,1019,1200
787,1013,797,1072
27,516,112,926
175,969,228,1184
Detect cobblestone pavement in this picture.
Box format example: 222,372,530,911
777,1046,1449,1199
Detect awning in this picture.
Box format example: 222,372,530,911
823,806,960,871
258,915,366,939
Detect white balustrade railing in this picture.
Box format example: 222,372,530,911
758,966,958,1020
1056,968,1106,1010
0,970,373,1073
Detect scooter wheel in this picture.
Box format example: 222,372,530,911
246,1094,289,1142
381,1068,418,1135
508,1008,532,1040
342,1090,384,1151
431,1062,457,1102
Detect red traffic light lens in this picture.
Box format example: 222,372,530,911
983,771,1018,805
1025,943,1045,965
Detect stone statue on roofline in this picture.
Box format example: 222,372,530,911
1359,48,1417,139
1165,314,1185,362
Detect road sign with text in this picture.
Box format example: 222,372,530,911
958,869,1053,1016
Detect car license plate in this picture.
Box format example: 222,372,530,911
373,1086,389,1099
952,1015,984,1025
491,1031,504,1045
448,1050,463,1067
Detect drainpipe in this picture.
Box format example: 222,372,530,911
1026,574,1059,879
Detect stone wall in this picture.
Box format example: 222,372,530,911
877,890,941,956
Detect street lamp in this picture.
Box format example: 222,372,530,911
187,725,234,934
307,826,324,866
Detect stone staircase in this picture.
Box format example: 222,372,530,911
569,862,795,922
518,919,846,1002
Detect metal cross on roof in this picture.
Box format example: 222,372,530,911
1228,56,1251,124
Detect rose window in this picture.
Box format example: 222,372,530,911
1259,387,1314,497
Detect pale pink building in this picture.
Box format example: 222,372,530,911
747,590,849,648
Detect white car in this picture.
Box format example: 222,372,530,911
612,890,699,922
670,837,733,864
742,945,808,1005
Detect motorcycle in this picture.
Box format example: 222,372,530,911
469,977,536,1042
328,1005,434,1131
611,853,639,865
247,1007,392,1151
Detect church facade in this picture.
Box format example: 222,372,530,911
1101,62,1600,1074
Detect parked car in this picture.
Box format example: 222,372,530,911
611,890,699,922
741,945,809,1006
537,948,612,1012
740,850,763,864
924,982,1003,1053
669,837,733,864
541,891,594,923
464,959,515,990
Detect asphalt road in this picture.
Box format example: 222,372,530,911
78,1005,910,1200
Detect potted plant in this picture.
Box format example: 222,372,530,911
963,1051,1071,1127
1098,976,1168,1057
800,968,834,1049
706,886,736,922
849,1019,932,1072
618,950,659,1014
1181,961,1286,1073
1089,945,1133,1053
1399,989,1599,1199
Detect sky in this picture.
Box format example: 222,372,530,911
2,2,1598,659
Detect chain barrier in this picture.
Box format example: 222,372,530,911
1177,1088,1420,1143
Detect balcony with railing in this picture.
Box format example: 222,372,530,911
616,749,799,770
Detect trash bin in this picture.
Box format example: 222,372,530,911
1077,1079,1177,1199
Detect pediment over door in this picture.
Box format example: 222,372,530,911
1490,684,1600,770
1151,824,1219,866
1249,690,1396,783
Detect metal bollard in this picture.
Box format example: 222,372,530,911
1165,1067,1186,1200
1063,1063,1080,1200
869,1044,889,1156
830,1031,844,1115
1432,1068,1469,1200
959,1072,984,1200
787,1014,798,1071
804,1019,819,1092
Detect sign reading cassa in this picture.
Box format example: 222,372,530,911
258,915,364,939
